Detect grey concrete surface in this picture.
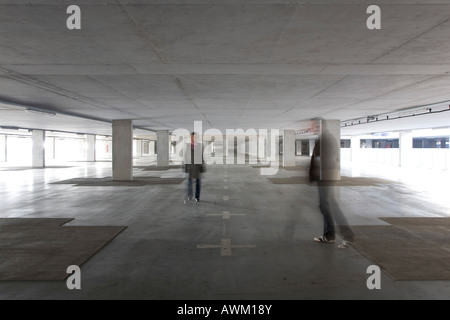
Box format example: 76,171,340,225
1,1,450,134
0,156,449,300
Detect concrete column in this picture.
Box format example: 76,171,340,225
149,141,156,155
32,130,45,167
282,130,295,167
266,132,272,161
142,140,149,155
321,120,340,181
399,130,413,168
351,136,360,163
237,139,245,164
225,134,235,164
112,120,133,181
0,135,6,162
309,138,315,156
86,134,96,162
258,134,265,160
157,130,169,167
246,135,258,164
135,139,143,157
265,129,280,162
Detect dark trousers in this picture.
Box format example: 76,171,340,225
317,183,354,242
187,178,201,199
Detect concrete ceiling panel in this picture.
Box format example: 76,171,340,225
0,1,449,135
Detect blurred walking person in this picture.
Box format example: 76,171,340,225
309,118,355,248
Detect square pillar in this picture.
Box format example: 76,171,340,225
86,134,96,162
266,129,280,162
112,120,133,181
295,140,301,156
149,140,156,155
135,139,143,157
282,130,295,167
142,140,149,155
32,130,45,168
225,133,235,164
258,134,266,161
309,138,315,156
266,131,272,162
157,130,169,167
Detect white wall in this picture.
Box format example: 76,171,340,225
359,148,400,166
96,139,112,160
341,147,449,170
411,149,449,170
341,148,351,161
6,136,32,165
54,138,86,161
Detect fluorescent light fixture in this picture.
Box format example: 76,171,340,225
0,126,19,130
25,107,56,116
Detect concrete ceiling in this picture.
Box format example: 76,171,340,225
1,0,450,136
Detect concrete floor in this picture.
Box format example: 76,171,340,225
0,156,449,300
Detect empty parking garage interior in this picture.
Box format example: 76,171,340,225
0,1,450,305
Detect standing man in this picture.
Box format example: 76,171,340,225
184,132,204,203
309,118,355,248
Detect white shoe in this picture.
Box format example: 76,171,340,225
338,241,352,249
313,235,335,244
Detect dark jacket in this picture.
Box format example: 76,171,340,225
309,139,320,183
309,129,339,183
184,142,205,179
